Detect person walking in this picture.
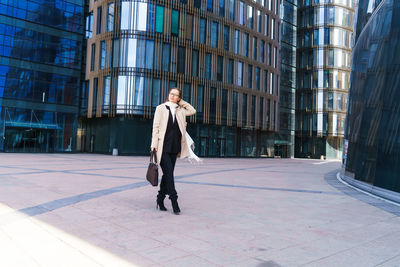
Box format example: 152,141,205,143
150,87,196,215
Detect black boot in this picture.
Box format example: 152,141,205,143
156,192,167,211
170,195,180,215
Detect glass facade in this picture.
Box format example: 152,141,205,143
0,1,84,152
343,0,400,193
295,0,355,159
276,0,297,158
82,0,280,157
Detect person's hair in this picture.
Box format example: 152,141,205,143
165,87,182,102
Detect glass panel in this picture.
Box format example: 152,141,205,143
237,61,243,86
256,67,260,90
155,6,164,33
99,41,105,70
96,6,102,34
197,85,203,113
230,0,235,21
145,40,154,69
207,0,213,12
90,43,95,71
177,46,185,74
205,53,211,79
228,59,234,84
162,43,170,72
224,25,230,50
107,3,114,32
200,18,206,44
212,22,218,48
152,78,161,107
171,9,179,36
219,0,225,16
248,64,253,88
234,29,240,54
217,56,223,81
103,76,110,108
192,49,199,76
242,93,247,125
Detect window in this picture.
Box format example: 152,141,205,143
86,12,93,38
268,43,272,65
270,72,274,94
103,76,110,109
243,33,249,57
237,61,243,86
197,85,204,113
194,0,201,8
205,53,212,79
239,1,245,25
274,46,277,68
171,9,179,36
96,7,102,34
260,40,265,62
207,0,213,12
155,6,164,33
93,78,98,113
152,78,161,107
264,70,268,92
257,10,262,32
162,43,170,71
265,14,269,36
251,95,256,126
266,99,270,128
224,26,230,50
210,87,216,123
99,41,105,69
212,22,218,48
200,18,206,44
232,91,238,124
253,37,257,60
107,3,114,32
217,55,223,81
242,93,247,125
184,83,191,103
328,92,333,110
248,5,253,29
228,59,234,84
230,0,235,21
271,18,275,40
192,49,199,77
234,29,240,54
256,67,260,90
90,43,96,71
219,0,225,16
259,97,264,127
222,89,228,125
177,46,185,74
145,40,154,69
248,64,253,89
324,27,330,45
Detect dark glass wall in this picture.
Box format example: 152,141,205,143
0,1,84,152
344,0,400,193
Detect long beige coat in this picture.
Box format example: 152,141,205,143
151,100,196,164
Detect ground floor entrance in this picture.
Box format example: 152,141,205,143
4,127,55,153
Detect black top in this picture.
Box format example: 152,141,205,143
163,106,182,154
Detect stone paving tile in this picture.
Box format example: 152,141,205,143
1,154,400,266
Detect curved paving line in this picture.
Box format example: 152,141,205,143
324,169,400,216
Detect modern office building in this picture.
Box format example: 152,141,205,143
295,0,355,159
343,0,400,197
276,0,296,158
0,1,85,152
80,0,281,157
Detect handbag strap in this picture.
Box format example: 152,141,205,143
150,149,158,164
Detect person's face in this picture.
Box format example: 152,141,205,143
168,89,181,103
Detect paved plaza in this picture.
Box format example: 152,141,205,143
0,154,399,266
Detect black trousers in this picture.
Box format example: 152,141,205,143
159,152,178,198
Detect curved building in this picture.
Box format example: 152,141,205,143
295,0,355,159
81,0,281,157
343,0,400,197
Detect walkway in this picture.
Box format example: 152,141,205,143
0,154,399,266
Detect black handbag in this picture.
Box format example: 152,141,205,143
146,149,158,186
